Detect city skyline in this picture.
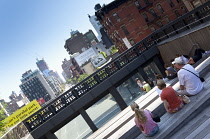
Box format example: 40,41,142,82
0,0,113,101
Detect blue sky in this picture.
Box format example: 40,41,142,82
0,0,113,101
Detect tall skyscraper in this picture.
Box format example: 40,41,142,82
36,58,49,73
19,70,56,102
88,15,103,41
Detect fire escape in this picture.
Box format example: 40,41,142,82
135,0,161,27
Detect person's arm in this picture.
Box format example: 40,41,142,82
180,85,185,90
163,100,170,112
143,86,146,91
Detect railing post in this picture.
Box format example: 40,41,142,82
171,25,178,34
109,86,127,110
137,67,148,82
153,55,167,77
114,61,121,69
194,11,203,23
83,82,90,91
93,74,101,84
72,89,80,98
79,108,98,132
105,67,111,76
49,105,56,115
182,19,190,29
61,97,67,106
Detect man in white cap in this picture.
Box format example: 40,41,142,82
172,57,204,96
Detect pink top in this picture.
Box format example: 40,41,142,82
134,109,158,134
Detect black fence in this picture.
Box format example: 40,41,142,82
23,1,210,132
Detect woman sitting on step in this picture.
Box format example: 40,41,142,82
130,102,159,137
157,79,184,114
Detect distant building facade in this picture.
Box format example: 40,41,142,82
19,70,56,102
89,14,113,49
95,0,189,53
6,92,30,115
61,58,73,80
89,15,103,41
64,30,99,54
36,58,49,74
183,0,208,11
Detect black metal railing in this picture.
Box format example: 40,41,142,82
23,1,210,132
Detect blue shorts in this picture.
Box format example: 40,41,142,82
145,126,159,137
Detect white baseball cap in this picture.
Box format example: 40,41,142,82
172,57,183,64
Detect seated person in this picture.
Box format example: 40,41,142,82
130,102,159,137
164,64,177,79
157,79,184,114
187,48,205,65
176,54,189,65
172,57,204,96
147,77,154,88
136,78,144,91
143,81,151,93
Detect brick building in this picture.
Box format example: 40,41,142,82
95,0,189,53
64,30,99,55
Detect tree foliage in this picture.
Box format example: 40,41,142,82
66,74,89,85
0,106,8,134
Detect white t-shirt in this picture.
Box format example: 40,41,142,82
155,86,162,96
178,64,204,95
137,82,143,88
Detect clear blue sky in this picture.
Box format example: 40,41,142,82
0,0,113,101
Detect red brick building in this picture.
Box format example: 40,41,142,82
95,0,189,53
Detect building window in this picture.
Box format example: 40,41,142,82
156,21,163,27
121,26,130,36
181,6,187,14
174,10,181,17
167,0,174,7
176,0,181,3
149,8,157,17
108,18,113,26
130,39,135,45
142,13,149,22
144,0,149,5
191,0,202,8
150,26,156,32
115,31,120,38
157,4,164,13
134,0,141,9
113,13,120,22
105,22,110,29
164,17,170,23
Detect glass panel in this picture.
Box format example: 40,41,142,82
117,73,145,105
143,61,161,87
86,94,120,128
55,115,92,139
